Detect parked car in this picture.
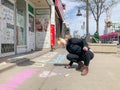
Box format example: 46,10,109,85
112,41,119,45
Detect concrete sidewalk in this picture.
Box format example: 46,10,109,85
37,48,120,90
0,47,120,73
0,49,51,73
0,48,120,90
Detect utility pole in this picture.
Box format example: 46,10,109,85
86,0,89,40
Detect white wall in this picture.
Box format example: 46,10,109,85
0,0,15,57
35,9,51,50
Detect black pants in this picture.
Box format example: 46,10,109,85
67,50,94,66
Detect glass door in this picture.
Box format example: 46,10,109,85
16,0,27,46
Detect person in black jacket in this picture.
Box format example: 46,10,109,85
65,37,94,76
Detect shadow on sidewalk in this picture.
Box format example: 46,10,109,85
6,58,35,66
54,63,78,69
17,60,35,66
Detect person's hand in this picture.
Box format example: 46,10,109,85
83,46,88,51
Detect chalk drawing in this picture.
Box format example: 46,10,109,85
49,54,66,63
0,69,38,90
39,71,58,78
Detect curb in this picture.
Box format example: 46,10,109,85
0,63,16,73
0,49,52,73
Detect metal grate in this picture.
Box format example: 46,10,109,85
1,44,14,53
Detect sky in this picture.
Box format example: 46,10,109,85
61,0,120,36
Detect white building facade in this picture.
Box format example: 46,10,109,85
0,0,65,57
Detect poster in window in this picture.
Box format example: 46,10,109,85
35,9,50,32
35,9,50,48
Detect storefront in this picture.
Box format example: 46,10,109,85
0,0,65,57
16,0,51,52
0,0,51,57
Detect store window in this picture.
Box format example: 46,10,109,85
29,14,34,32
16,0,26,45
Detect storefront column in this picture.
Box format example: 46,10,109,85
50,5,56,50
26,1,35,52
14,0,17,54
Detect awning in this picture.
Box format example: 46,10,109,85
29,0,50,8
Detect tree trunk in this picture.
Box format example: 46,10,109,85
96,19,99,33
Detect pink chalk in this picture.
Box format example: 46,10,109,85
0,69,37,90
0,87,12,90
1,83,17,88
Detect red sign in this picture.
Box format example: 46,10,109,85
50,24,55,46
55,0,64,21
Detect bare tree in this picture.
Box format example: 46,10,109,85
75,0,119,33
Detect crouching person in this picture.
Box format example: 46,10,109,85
65,37,94,76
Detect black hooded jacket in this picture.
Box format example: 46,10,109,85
66,38,89,55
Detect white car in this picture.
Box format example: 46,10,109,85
112,41,119,45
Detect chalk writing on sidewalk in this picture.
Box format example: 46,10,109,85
0,69,38,90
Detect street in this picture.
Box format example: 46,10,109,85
0,48,120,90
